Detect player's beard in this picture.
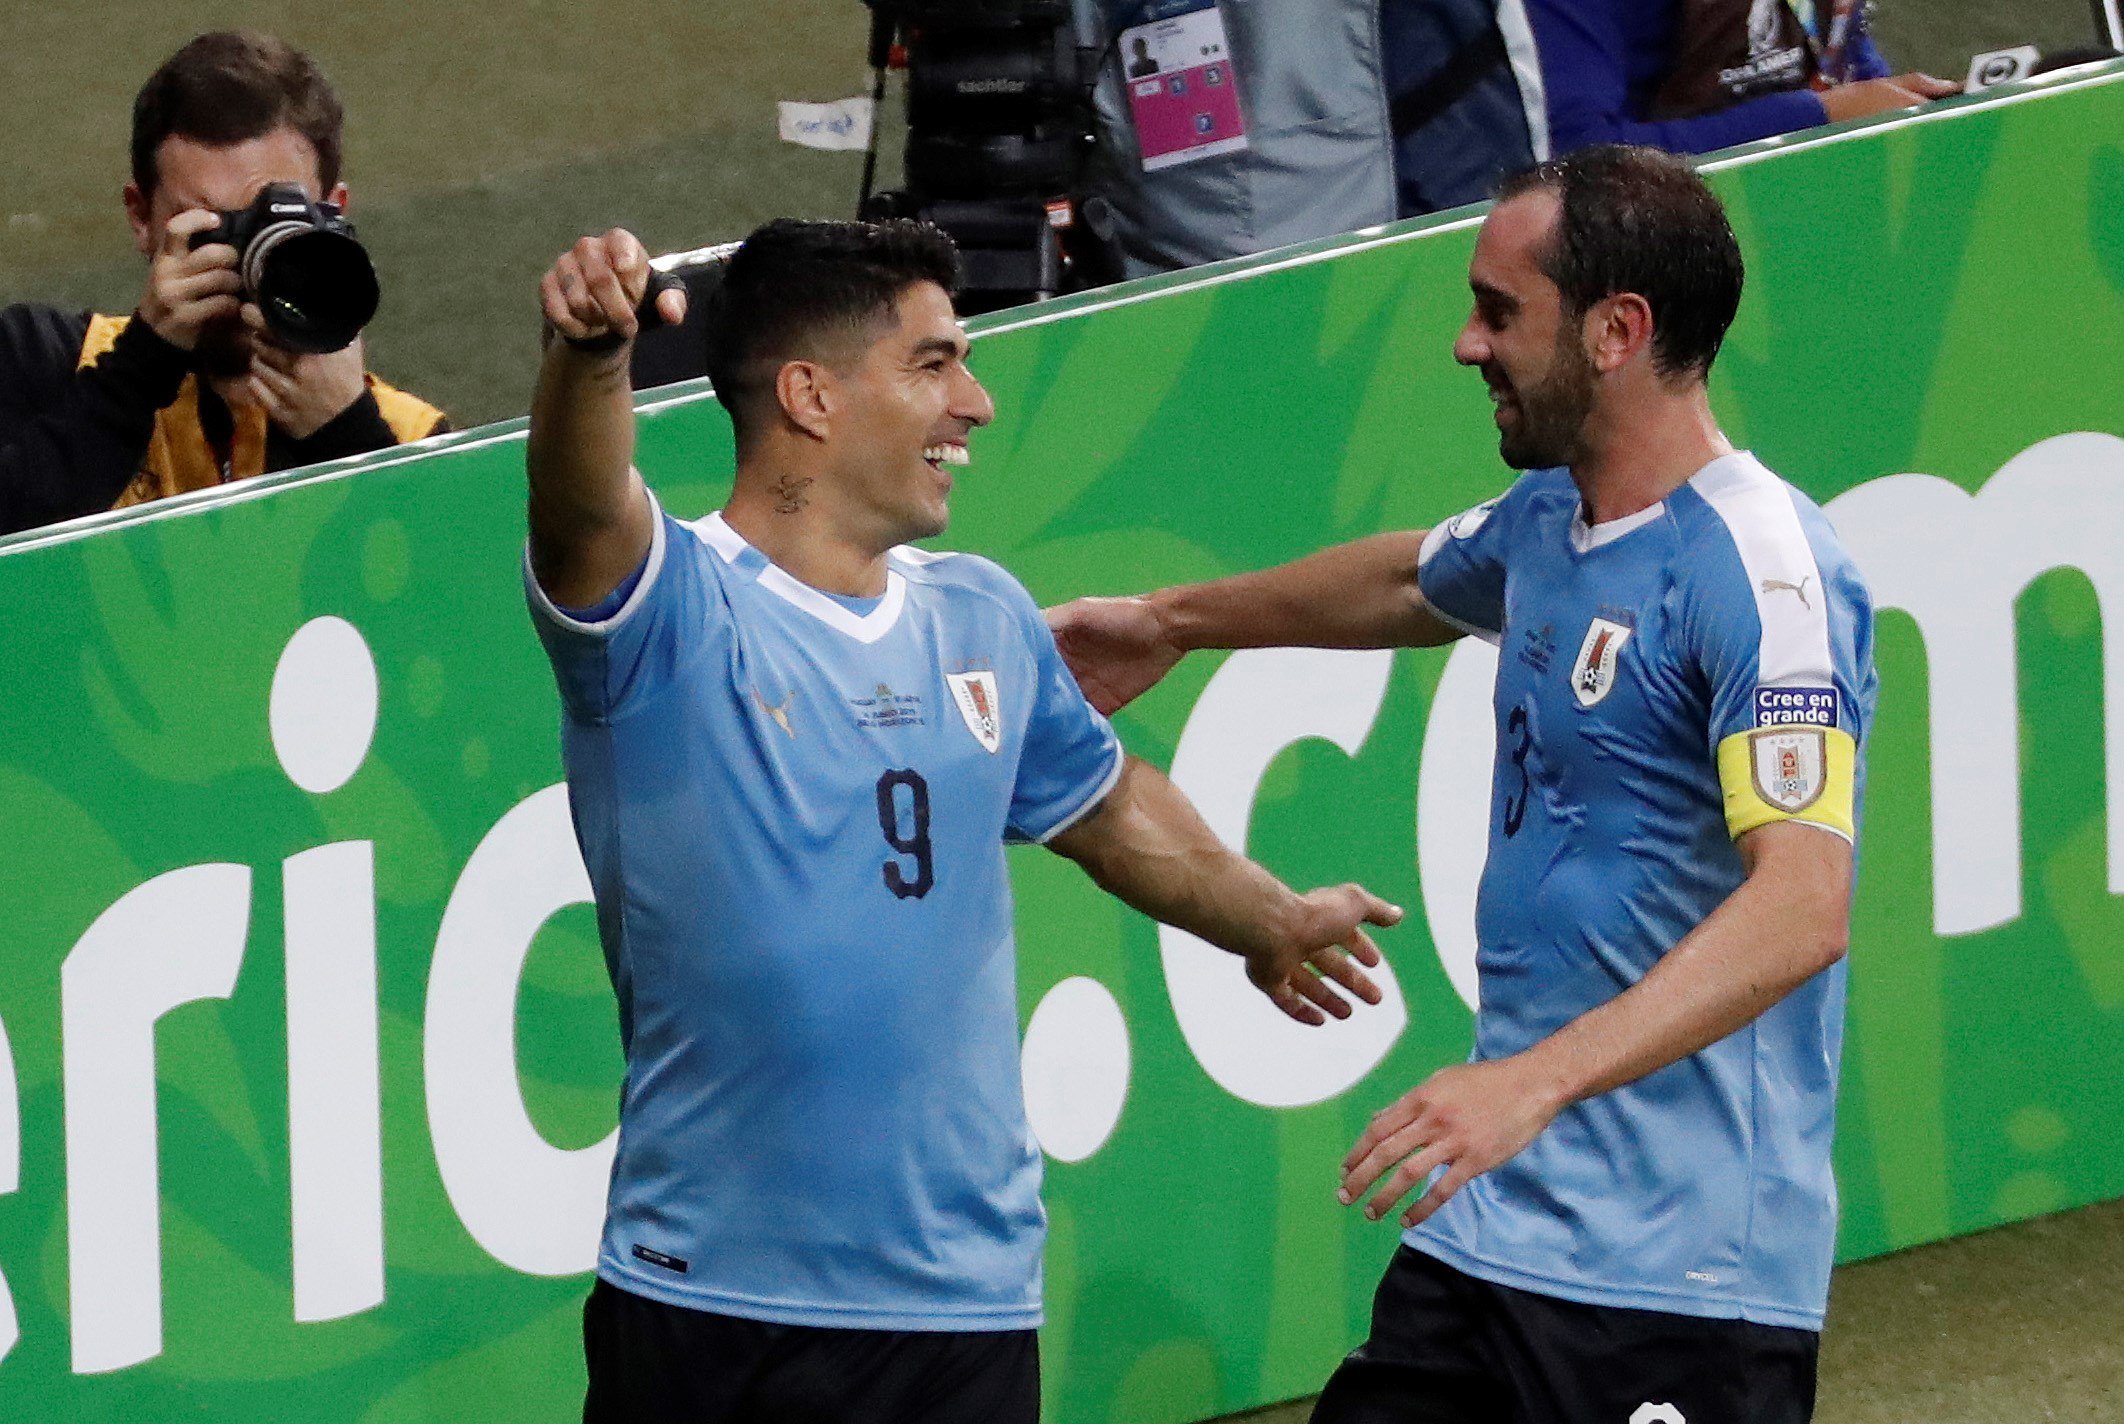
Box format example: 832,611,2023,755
1496,326,1597,471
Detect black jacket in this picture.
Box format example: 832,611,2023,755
0,303,436,537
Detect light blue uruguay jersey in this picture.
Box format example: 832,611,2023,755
525,495,1123,1331
1407,452,1876,1331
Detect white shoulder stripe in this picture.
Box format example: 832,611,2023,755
525,486,669,635
889,543,957,566
1691,453,1832,685
1417,521,1451,568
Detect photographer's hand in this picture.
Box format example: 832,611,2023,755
243,305,369,440
139,210,243,352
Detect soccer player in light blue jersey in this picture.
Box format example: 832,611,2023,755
1051,145,1876,1422
526,218,1404,1424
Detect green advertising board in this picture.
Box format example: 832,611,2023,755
1,63,2121,1422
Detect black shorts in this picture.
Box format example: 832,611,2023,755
1312,1246,1819,1424
581,1277,1040,1424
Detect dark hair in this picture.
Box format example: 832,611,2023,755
704,218,961,447
132,31,345,196
1495,145,1743,379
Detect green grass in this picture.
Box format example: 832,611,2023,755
6,1,2112,426
0,0,895,426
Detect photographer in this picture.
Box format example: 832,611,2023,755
0,31,445,538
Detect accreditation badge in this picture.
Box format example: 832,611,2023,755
1121,2,1249,171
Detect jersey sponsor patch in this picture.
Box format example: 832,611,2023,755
1571,616,1632,707
1754,684,1838,728
946,670,1002,753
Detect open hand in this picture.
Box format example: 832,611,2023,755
1247,884,1400,1026
1820,72,1960,123
1338,1054,1568,1227
1046,595,1182,715
243,306,368,439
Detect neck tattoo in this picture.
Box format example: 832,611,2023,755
770,473,814,514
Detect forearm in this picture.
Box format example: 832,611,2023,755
1529,0,1828,155
0,309,179,535
525,339,649,600
1150,530,1455,652
1524,835,1850,1106
0,409,149,535
1052,757,1300,958
269,388,394,470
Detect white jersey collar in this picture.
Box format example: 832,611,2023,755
691,511,908,645
1568,499,1666,553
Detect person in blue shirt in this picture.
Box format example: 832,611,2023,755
1530,0,1958,156
524,217,1404,1424
1049,144,1874,1422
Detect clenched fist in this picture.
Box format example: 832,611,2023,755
539,228,686,355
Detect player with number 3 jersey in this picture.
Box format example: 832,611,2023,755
1050,147,1877,1423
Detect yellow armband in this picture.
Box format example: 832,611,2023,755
1717,724,1857,842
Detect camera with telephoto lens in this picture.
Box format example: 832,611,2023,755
188,181,380,354
863,0,1117,312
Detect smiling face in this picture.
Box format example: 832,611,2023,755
821,280,995,545
1452,189,1598,471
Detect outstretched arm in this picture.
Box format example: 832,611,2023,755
1339,820,1850,1226
1047,755,1402,1024
526,229,686,610
1047,531,1464,714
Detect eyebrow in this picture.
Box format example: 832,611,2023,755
909,334,968,361
1470,279,1519,314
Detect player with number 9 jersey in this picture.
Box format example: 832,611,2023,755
529,494,1122,1330
529,216,1400,1424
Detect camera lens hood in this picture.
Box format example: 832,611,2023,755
247,221,380,355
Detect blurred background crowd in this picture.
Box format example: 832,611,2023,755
0,0,2117,534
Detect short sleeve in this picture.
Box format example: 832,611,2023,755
1416,495,1512,644
1692,495,1869,846
997,575,1125,844
524,490,723,723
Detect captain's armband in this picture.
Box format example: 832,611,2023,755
1717,686,1856,842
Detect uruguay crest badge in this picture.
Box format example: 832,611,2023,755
1750,727,1827,812
1570,617,1632,708
946,670,1002,753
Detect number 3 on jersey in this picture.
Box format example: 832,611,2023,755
876,768,934,899
1502,705,1532,838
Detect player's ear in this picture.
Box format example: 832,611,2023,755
775,359,834,442
123,181,155,256
1588,292,1654,374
